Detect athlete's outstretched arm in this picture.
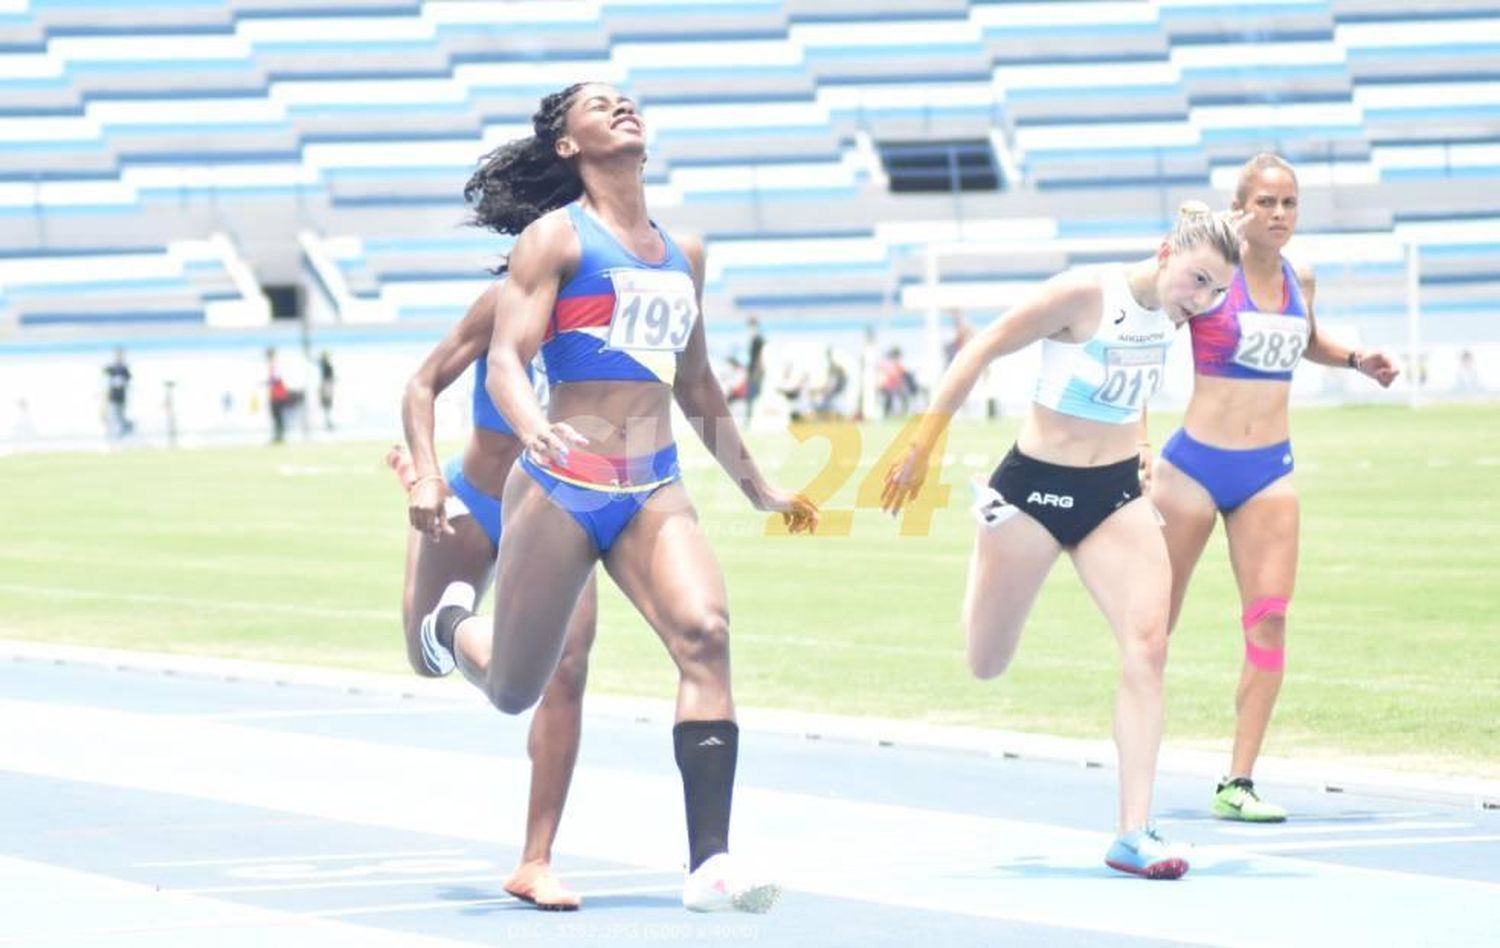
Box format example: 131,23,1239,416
670,234,817,532
1296,261,1399,387
882,272,1095,513
487,212,587,462
401,283,503,537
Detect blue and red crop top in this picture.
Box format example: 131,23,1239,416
542,202,699,387
1189,258,1309,382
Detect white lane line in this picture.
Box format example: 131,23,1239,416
8,639,1499,821
0,583,389,621
1216,819,1470,837
1210,833,1500,855
8,696,1499,948
0,855,469,947
11,631,1497,704
303,884,686,920
187,873,492,895
181,867,679,895
186,874,476,896
134,849,469,869
1158,810,1436,827
201,707,470,722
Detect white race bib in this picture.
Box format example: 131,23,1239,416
1233,311,1307,373
1091,345,1166,410
605,269,699,353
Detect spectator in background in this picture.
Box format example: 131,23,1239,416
318,350,336,430
103,347,133,439
266,347,297,444
163,379,178,448
745,315,766,424
722,354,750,415
944,309,973,366
1454,348,1479,394
775,352,812,422
13,397,35,440
811,347,849,420
945,309,991,420
878,346,917,418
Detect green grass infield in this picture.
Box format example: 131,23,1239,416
2,403,1495,776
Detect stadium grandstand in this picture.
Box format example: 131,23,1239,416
1,0,1496,445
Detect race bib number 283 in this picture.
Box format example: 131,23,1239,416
1233,311,1307,372
605,270,699,353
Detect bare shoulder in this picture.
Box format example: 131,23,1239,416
1041,266,1104,315
669,229,706,273
472,279,502,310
670,229,704,259
1289,255,1316,287
510,208,581,275
459,282,502,334
446,282,503,357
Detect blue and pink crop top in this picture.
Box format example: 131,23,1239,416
542,202,699,387
1189,258,1309,382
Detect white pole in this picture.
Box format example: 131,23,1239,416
1406,241,1422,409
924,245,942,410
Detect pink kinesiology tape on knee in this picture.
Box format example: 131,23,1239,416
1242,596,1289,671
1241,596,1289,631
1244,637,1285,671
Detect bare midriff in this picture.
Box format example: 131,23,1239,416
1182,374,1292,448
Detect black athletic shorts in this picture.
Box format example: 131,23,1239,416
986,445,1142,548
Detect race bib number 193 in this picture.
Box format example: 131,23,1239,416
605,270,699,353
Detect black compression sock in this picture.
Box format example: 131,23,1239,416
434,605,472,652
673,719,739,872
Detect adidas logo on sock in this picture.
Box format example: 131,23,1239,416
698,736,725,747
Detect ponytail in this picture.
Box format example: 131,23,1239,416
464,83,589,271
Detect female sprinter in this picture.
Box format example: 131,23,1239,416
1151,154,1398,822
884,204,1243,879
418,83,817,913
394,282,597,910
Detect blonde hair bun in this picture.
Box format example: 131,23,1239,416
1177,199,1212,219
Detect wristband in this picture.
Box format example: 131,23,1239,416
1347,351,1360,370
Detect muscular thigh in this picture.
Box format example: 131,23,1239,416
1224,479,1300,603
491,467,599,636
964,509,1062,640
603,483,728,641
1151,457,1220,626
1070,499,1172,633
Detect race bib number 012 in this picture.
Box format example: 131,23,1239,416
1091,345,1166,409
1233,311,1307,372
605,269,699,353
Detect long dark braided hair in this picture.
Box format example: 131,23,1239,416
464,83,588,264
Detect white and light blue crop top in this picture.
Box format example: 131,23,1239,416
542,202,699,387
1032,264,1174,425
